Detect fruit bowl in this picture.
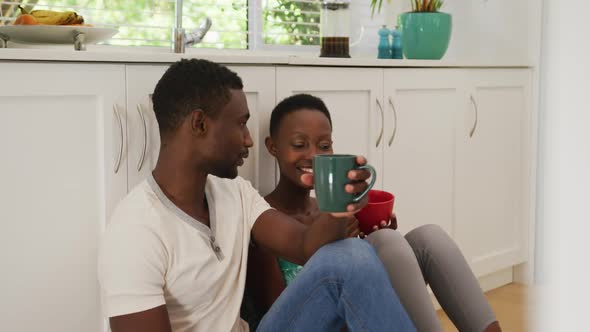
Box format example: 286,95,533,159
0,25,118,45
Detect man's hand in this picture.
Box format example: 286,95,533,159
300,155,372,215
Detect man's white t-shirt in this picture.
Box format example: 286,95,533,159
98,174,271,332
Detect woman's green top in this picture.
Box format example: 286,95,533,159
277,257,303,285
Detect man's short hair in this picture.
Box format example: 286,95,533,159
152,59,243,136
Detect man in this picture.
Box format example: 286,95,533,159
98,59,415,332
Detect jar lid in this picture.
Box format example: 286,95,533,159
321,1,350,10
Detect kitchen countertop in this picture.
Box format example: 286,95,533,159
0,47,533,68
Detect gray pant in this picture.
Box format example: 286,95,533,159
366,225,497,332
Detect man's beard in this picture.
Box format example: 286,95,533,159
209,160,239,179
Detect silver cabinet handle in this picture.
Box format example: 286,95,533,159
113,105,123,174
375,99,384,148
136,104,148,171
469,94,479,138
387,97,398,146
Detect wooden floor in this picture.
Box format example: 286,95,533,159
437,283,529,332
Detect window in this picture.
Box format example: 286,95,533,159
0,0,321,50
262,0,320,46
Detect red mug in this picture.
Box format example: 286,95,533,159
354,190,395,235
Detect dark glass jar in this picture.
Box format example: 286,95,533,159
320,0,351,58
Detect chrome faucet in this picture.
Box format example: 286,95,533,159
172,0,212,53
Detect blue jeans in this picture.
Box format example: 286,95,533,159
257,238,416,332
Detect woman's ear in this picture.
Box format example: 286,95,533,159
265,136,278,157
190,109,207,135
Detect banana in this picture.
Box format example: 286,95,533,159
30,10,62,17
30,10,84,25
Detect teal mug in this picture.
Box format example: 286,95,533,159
313,154,377,212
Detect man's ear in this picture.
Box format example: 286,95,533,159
265,136,278,157
190,109,207,135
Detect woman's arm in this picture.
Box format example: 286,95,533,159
246,244,287,312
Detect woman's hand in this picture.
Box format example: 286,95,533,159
345,217,361,238
343,156,372,213
370,212,398,233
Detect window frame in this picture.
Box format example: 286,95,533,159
0,0,322,53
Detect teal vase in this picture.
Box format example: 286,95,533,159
400,12,452,60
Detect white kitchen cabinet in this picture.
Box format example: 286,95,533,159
0,62,126,332
272,66,535,280
382,68,531,278
454,69,531,276
382,69,462,235
275,67,532,280
0,59,535,332
276,66,385,189
125,64,276,195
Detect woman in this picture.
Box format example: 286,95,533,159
245,94,501,332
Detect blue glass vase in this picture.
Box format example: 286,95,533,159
377,25,391,59
391,27,403,59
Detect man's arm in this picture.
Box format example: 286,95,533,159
109,305,172,332
251,156,371,264
251,206,363,265
251,209,350,265
99,224,169,332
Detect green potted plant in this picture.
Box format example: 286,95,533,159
371,0,452,60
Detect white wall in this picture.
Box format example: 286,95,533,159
535,0,590,330
350,0,542,65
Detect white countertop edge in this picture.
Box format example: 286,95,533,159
0,48,291,64
286,56,532,68
0,47,533,68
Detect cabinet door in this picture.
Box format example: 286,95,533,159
126,65,276,195
276,66,384,188
455,69,531,276
0,62,126,332
383,69,462,236
125,65,166,191
229,66,276,195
